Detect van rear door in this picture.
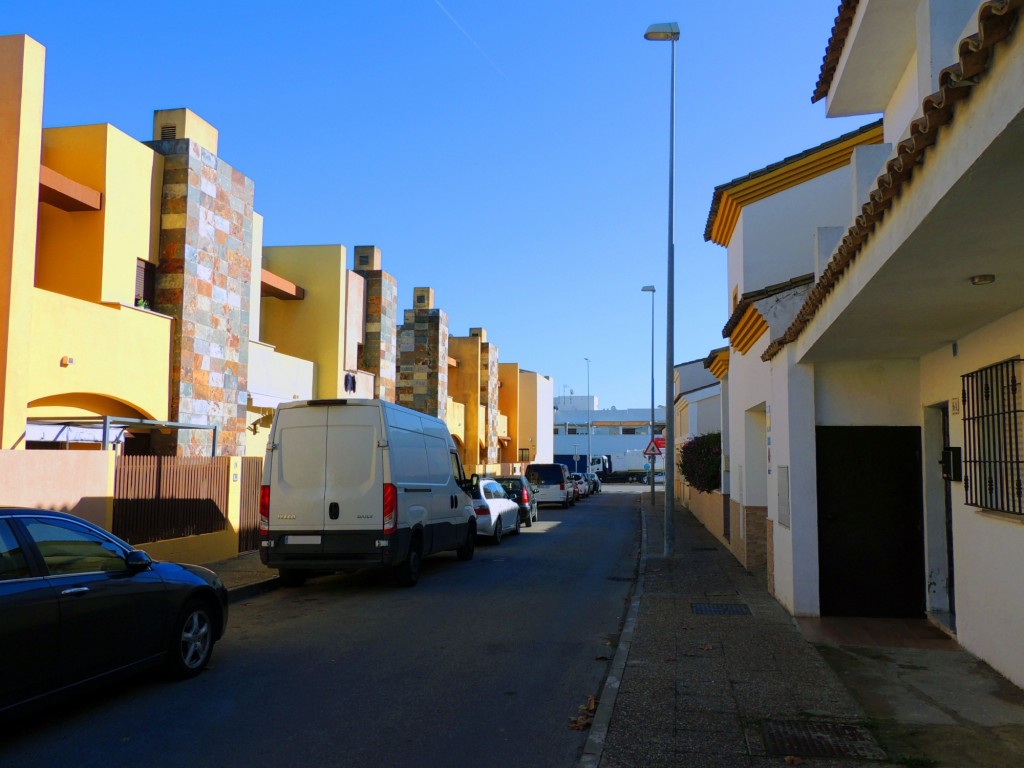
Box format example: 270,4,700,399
325,402,385,532
268,404,329,551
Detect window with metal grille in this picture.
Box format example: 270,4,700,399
962,358,1024,514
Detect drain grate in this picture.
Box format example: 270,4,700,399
762,720,887,760
691,602,751,616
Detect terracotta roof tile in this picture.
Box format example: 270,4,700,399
764,0,1023,362
722,274,816,339
813,1,861,104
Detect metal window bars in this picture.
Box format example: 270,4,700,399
962,358,1024,514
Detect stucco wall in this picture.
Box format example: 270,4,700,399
0,449,114,528
920,306,1024,689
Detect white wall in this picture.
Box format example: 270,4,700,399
728,333,771,508
920,306,1024,689
733,167,853,296
769,351,820,615
815,359,921,426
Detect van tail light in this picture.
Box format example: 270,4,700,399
259,485,270,537
560,482,566,491
383,483,397,535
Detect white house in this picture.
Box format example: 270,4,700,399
703,122,886,573
758,0,1024,689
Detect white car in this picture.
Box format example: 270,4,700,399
469,477,521,543
570,472,589,499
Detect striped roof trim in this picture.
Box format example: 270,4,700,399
703,120,883,246
813,1,862,103
764,0,1023,362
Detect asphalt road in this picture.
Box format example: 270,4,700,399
0,486,642,768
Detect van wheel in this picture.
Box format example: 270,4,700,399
395,537,422,587
493,519,503,545
562,496,569,509
278,569,308,587
456,522,476,561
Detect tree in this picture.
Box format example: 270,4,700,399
678,432,721,493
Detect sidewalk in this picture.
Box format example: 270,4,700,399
584,493,1024,768
203,549,279,603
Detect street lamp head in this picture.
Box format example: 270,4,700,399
641,285,656,293
644,22,679,41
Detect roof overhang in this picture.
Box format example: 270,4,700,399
705,122,883,246
769,3,1024,363
816,0,918,115
261,269,305,300
38,164,102,212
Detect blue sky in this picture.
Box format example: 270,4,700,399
6,1,873,410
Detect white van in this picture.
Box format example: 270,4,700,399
259,399,476,587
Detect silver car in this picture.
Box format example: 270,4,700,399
468,477,521,543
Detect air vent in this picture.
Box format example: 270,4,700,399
160,124,177,140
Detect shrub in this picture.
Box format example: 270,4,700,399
678,432,721,493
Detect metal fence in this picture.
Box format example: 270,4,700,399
113,456,230,544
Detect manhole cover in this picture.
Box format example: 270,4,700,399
762,720,887,760
691,602,751,616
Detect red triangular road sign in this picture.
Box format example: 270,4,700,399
643,439,662,457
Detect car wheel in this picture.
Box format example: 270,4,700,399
493,518,503,544
278,568,308,587
524,509,533,527
165,598,215,679
514,512,521,535
395,535,422,587
533,507,539,523
456,521,476,561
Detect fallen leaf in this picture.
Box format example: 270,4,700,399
700,643,714,651
784,756,805,766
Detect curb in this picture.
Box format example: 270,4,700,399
226,576,280,604
579,495,648,768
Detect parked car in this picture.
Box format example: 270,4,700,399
468,477,521,543
496,474,539,527
570,472,589,499
0,508,229,717
585,472,602,494
525,463,575,508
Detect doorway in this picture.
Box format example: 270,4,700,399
816,426,925,617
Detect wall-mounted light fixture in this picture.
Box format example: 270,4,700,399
970,274,995,286
60,356,74,367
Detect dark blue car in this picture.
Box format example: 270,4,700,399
0,508,229,716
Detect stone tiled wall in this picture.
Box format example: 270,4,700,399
360,271,398,403
148,138,253,456
398,306,448,418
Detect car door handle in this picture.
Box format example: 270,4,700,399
329,502,340,520
61,587,90,596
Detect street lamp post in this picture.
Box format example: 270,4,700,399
584,357,591,478
645,21,679,556
641,286,656,504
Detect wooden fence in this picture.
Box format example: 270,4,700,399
239,457,263,553
113,456,230,545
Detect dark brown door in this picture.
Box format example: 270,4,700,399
816,426,925,617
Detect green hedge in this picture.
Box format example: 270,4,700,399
677,432,721,493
